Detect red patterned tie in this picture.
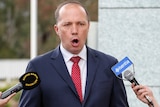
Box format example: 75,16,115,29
70,56,83,102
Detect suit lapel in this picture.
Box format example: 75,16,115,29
50,46,100,103
50,46,78,98
83,48,99,104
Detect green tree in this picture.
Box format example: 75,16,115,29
0,0,30,58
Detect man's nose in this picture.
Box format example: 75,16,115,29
71,24,78,35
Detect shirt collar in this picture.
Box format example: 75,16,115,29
60,43,87,62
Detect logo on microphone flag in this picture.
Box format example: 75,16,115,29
111,57,133,76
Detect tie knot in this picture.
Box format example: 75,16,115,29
70,56,81,63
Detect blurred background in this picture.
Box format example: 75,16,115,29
0,0,97,106
1,0,160,107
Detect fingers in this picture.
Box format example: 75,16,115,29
0,92,16,107
4,93,16,102
131,83,142,94
131,84,154,104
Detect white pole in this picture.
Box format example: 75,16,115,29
30,0,37,59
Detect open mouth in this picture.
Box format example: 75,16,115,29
71,39,79,47
72,39,79,43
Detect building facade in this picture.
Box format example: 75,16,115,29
98,0,160,106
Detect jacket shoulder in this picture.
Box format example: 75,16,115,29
87,47,117,63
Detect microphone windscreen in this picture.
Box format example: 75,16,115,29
19,72,40,90
124,70,134,81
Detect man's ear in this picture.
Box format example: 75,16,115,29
53,24,59,35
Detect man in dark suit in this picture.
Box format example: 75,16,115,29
18,1,129,107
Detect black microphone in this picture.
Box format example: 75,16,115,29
124,70,154,107
124,70,139,85
0,72,40,99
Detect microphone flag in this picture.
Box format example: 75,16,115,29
111,56,133,76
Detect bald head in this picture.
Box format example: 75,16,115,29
55,1,90,23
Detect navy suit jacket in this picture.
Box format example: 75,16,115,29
19,46,129,107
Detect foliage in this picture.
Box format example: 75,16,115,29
0,0,30,58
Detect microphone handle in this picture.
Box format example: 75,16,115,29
0,83,23,99
130,78,140,85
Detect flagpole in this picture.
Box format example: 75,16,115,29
30,0,37,59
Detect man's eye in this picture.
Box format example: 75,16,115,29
64,23,71,26
64,24,68,26
80,23,84,26
79,23,85,26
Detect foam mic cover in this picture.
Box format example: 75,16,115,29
19,72,40,90
0,72,40,99
124,70,139,85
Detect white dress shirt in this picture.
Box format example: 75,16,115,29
60,44,87,98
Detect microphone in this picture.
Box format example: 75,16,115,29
0,72,40,99
124,70,154,107
124,70,139,85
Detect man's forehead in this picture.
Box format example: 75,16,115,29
61,3,82,8
59,3,85,14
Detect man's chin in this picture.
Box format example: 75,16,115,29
70,47,81,54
